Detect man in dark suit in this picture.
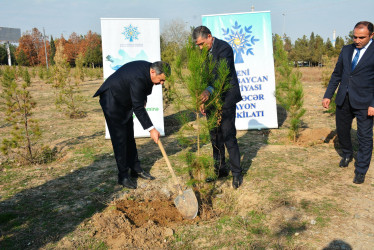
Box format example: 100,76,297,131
323,21,374,184
192,26,243,189
94,61,171,189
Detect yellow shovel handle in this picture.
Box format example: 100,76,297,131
157,140,183,195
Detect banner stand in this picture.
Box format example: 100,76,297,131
202,11,278,130
100,18,164,139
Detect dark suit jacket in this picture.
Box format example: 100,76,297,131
93,60,154,130
324,41,374,109
211,38,242,108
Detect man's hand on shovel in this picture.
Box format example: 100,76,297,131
157,139,198,219
150,128,160,143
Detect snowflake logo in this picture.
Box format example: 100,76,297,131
122,24,140,42
222,21,260,63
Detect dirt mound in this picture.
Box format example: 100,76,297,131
297,128,336,146
116,199,184,227
91,198,195,248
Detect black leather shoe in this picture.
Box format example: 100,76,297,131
339,156,353,168
232,175,243,189
215,169,229,178
118,177,137,189
353,172,365,184
137,171,155,180
130,170,138,178
206,169,229,182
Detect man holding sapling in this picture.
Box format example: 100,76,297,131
94,61,171,189
192,26,243,189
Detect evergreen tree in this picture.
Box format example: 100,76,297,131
334,36,345,56
274,34,306,141
345,31,354,44
321,55,337,114
16,49,29,66
74,52,85,82
50,36,56,65
325,38,334,58
22,67,31,86
283,36,293,54
294,35,310,65
52,43,85,118
312,35,325,66
0,67,41,164
84,45,102,68
0,44,7,64
170,38,231,189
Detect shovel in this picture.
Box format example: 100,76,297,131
157,140,198,219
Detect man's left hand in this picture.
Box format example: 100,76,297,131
368,106,374,116
200,104,206,116
200,90,210,103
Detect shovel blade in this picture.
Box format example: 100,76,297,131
174,188,198,219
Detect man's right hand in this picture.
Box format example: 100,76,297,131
322,98,330,109
150,128,160,144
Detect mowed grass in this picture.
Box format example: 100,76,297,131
0,66,357,249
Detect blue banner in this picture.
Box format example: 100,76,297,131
202,11,278,130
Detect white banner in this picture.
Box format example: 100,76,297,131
100,18,164,138
202,11,278,130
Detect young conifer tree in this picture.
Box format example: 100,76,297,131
274,34,306,141
170,38,231,187
74,53,85,82
0,67,41,164
22,67,31,86
52,43,85,118
321,55,336,114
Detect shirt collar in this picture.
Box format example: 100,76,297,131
357,39,372,51
209,37,215,53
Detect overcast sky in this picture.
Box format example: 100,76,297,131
1,0,373,43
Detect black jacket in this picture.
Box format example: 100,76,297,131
211,38,242,108
324,41,374,109
93,60,154,129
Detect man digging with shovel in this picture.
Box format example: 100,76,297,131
94,61,171,189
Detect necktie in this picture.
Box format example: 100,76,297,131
351,48,361,71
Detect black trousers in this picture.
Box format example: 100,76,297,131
208,106,242,176
336,94,373,174
99,90,142,179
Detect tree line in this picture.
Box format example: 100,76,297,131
0,28,102,68
0,24,355,68
276,31,353,67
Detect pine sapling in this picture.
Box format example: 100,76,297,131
274,34,306,141
52,43,86,118
170,38,231,189
74,53,85,82
0,67,41,164
321,55,337,114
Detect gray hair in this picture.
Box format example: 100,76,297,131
192,26,211,42
150,61,171,77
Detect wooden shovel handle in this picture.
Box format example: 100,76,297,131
157,140,183,195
